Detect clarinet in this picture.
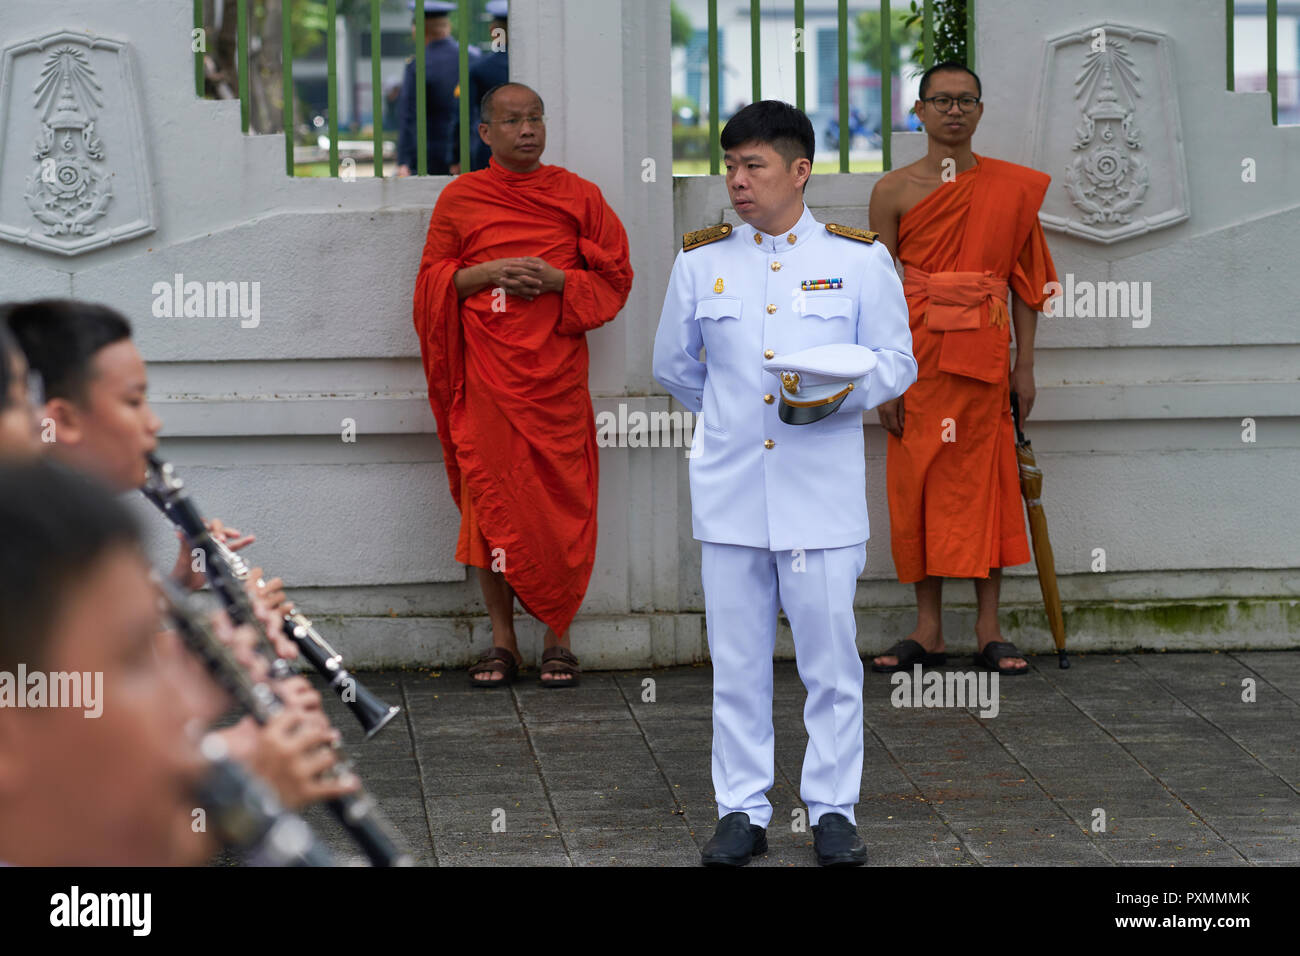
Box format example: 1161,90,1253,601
158,576,414,867
142,453,401,738
195,732,336,867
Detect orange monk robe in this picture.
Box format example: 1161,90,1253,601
413,157,633,635
886,155,1059,583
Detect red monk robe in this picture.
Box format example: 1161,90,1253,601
413,157,633,635
887,154,1058,583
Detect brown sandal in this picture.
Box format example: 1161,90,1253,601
539,645,581,688
468,646,519,688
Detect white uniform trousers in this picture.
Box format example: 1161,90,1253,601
701,540,867,830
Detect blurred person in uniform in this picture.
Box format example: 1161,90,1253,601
397,0,479,176
449,0,509,174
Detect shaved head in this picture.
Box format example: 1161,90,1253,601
480,82,543,123
918,60,982,100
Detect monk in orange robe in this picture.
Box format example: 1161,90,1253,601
868,62,1058,675
413,82,633,686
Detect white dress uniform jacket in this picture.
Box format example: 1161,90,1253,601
653,205,917,549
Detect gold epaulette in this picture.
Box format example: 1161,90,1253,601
682,223,733,251
825,223,878,244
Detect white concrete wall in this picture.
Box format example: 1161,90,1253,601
0,0,1295,667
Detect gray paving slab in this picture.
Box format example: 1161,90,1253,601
226,652,1300,866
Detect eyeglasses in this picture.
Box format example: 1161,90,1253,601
485,114,545,129
921,94,980,113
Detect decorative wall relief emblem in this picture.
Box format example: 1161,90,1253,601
27,46,113,237
0,32,156,256
1031,25,1189,244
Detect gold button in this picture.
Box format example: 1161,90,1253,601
754,233,763,245
763,349,774,359
770,261,782,271
766,303,777,314
764,393,774,404
787,233,797,244
764,439,775,449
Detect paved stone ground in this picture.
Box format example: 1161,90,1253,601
290,651,1300,866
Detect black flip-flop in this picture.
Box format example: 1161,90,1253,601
973,640,1030,676
870,638,947,674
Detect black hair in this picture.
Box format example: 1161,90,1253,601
480,82,544,123
2,299,132,404
918,60,982,100
0,460,141,671
720,100,816,168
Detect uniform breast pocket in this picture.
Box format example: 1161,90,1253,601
695,297,742,437
695,296,743,323
695,296,743,354
797,294,855,345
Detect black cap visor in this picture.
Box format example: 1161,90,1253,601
778,390,849,425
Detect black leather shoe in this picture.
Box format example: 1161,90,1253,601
701,811,768,866
812,812,868,866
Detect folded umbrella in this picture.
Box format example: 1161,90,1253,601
1011,391,1069,669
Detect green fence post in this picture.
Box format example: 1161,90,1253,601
1225,0,1234,91
416,7,427,175
372,0,383,177
709,0,719,175
194,0,205,97
458,0,471,171
237,0,250,132
967,0,975,71
795,0,805,113
327,0,339,176
881,0,891,172
1267,0,1277,123
284,0,295,176
750,0,761,102
922,0,933,70
838,0,848,172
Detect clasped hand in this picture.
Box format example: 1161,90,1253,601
476,256,564,301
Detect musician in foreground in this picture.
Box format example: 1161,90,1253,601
0,460,214,865
0,457,345,865
4,299,361,816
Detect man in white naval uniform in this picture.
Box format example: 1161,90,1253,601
652,101,916,866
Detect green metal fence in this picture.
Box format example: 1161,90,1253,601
1225,1,1281,123
193,0,486,178
695,0,1284,176
703,0,976,175
196,1,1284,181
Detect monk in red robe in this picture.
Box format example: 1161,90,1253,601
413,82,633,686
868,62,1059,675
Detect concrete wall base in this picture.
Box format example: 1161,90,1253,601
326,596,1300,670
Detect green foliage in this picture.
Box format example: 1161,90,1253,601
903,0,969,74
672,124,712,160
670,1,694,49
671,93,700,123
854,9,921,74
292,0,339,57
